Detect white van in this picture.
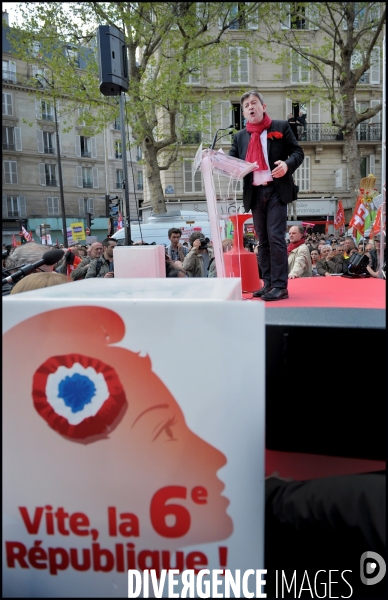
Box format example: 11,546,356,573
111,210,216,247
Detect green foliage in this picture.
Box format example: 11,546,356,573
8,1,264,212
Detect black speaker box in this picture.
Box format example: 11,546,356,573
96,25,129,96
265,307,386,460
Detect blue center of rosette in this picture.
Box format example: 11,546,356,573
58,374,96,413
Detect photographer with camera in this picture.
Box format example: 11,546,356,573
182,232,216,278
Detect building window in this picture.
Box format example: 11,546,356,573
219,3,258,30
137,170,143,190
76,166,98,188
115,140,122,159
75,135,97,158
3,160,18,184
136,145,143,161
229,47,249,84
66,46,80,67
116,169,124,189
41,100,54,121
44,131,55,154
184,159,202,193
82,167,93,188
113,118,121,130
352,48,380,85
3,195,26,218
294,156,310,191
31,41,41,57
32,66,51,88
291,48,310,83
2,59,16,83
2,126,22,151
5,196,19,217
78,197,94,216
45,164,57,186
2,92,13,116
47,196,59,215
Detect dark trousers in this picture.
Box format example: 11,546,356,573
251,184,288,288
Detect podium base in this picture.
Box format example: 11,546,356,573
224,251,262,292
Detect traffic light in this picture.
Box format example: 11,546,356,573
85,212,94,229
105,195,119,218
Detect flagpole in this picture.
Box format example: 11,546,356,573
378,29,386,277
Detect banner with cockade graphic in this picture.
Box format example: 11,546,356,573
3,279,265,598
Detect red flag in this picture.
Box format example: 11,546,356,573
29,231,34,242
348,196,370,237
118,211,123,229
12,234,17,248
21,226,33,242
334,200,345,230
325,215,329,234
370,206,383,238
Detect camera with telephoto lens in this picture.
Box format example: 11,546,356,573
199,239,208,249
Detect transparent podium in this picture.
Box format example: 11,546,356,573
194,145,262,293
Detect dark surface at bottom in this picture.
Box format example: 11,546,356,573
266,308,385,460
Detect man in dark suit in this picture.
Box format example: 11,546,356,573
229,90,304,300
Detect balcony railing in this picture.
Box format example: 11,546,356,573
116,182,123,189
42,113,54,121
46,178,57,186
137,183,144,190
44,147,55,154
115,152,122,159
2,70,17,83
294,123,382,142
3,143,15,150
81,150,91,157
83,181,93,188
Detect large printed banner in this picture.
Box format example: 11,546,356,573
3,279,265,598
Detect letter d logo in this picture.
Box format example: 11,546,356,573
360,551,386,586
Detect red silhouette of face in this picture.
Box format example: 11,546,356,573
3,306,233,548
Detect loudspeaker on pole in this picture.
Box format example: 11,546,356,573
96,25,129,96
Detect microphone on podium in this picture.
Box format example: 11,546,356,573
210,125,234,150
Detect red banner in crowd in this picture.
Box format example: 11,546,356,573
325,215,329,234
11,234,17,248
334,200,345,230
370,205,383,238
348,196,370,236
21,226,33,242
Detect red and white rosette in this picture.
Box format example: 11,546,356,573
32,353,127,442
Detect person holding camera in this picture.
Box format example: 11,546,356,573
182,232,216,278
85,238,116,278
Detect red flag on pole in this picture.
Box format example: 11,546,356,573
370,206,382,238
348,196,370,237
325,215,329,234
334,200,345,230
21,226,33,242
12,234,17,248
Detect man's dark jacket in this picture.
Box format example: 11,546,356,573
229,120,304,212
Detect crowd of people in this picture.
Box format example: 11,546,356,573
3,226,385,297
